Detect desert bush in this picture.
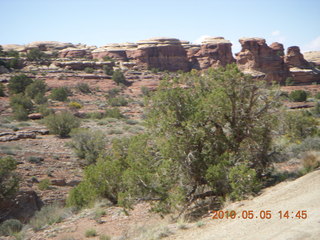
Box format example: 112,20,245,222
44,111,80,137
301,151,320,173
8,74,33,94
99,235,111,240
38,179,51,190
28,156,44,164
76,83,91,94
85,229,97,238
26,48,47,61
67,64,280,213
10,94,34,121
68,101,83,110
0,83,5,97
36,104,54,116
0,219,23,236
140,86,150,96
285,77,294,86
25,79,47,99
29,204,70,231
0,156,19,200
112,70,127,85
34,93,48,104
103,65,114,75
104,108,124,119
8,57,22,69
84,67,94,74
106,88,121,98
107,96,128,107
103,56,114,62
289,90,307,102
50,87,70,101
70,129,106,165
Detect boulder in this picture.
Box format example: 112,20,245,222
186,37,235,69
0,189,43,223
28,113,43,120
236,38,289,83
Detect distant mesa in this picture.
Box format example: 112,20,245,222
1,37,319,84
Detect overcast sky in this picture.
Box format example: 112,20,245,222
1,0,320,53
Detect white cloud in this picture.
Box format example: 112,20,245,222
303,36,320,52
271,30,281,36
269,30,286,44
193,35,211,44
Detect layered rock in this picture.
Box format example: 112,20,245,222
303,51,320,66
126,37,190,71
54,60,114,70
236,38,288,82
186,37,235,69
59,48,91,59
92,43,137,61
284,47,320,84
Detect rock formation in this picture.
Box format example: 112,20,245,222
236,38,288,82
303,51,320,66
186,37,235,69
59,48,91,59
285,46,310,68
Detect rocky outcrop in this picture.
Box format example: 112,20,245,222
186,37,235,69
0,130,48,142
54,60,114,70
236,38,288,82
59,48,91,59
0,189,43,223
126,37,190,71
285,46,310,68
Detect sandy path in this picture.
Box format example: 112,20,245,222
167,170,320,240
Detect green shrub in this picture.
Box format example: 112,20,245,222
50,87,70,101
8,57,22,69
34,93,48,104
107,96,128,107
0,219,23,236
85,229,97,238
103,65,114,75
68,101,83,110
25,79,47,99
6,50,19,58
26,48,47,61
8,74,33,94
38,179,50,190
0,156,19,199
106,88,121,98
289,90,307,102
104,108,124,119
314,92,320,99
99,235,111,240
29,204,69,231
44,111,80,137
36,104,54,116
84,67,94,74
0,83,5,97
76,83,91,94
112,70,127,85
140,86,150,96
70,129,106,165
10,94,34,121
103,56,114,62
285,77,294,86
28,156,44,164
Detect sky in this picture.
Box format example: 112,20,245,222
1,0,320,53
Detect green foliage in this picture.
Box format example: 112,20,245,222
112,70,127,85
140,86,150,96
8,74,33,94
34,93,48,104
103,65,114,75
8,57,22,69
107,96,128,107
285,77,294,86
314,92,320,99
28,156,44,164
6,50,19,58
36,104,54,116
26,48,47,61
85,229,97,237
103,56,114,62
84,67,94,74
38,179,51,190
0,219,23,236
99,235,111,240
104,108,124,119
10,94,34,121
29,204,68,231
67,65,280,213
76,83,91,94
283,110,319,140
70,129,106,165
0,83,5,97
50,87,70,101
106,88,121,98
0,156,19,200
289,90,307,102
44,111,80,137
25,79,47,99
